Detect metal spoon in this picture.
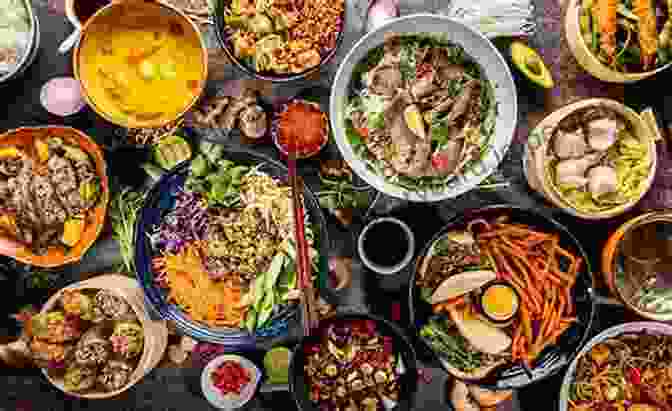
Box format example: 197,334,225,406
58,28,81,54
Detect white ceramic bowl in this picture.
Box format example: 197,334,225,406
330,13,517,202
201,354,261,410
558,321,672,411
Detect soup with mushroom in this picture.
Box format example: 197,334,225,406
77,4,205,126
344,34,496,192
544,105,652,213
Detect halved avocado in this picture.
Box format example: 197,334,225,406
510,41,554,89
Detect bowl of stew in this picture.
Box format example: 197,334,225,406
289,312,418,411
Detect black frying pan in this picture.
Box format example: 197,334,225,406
408,205,596,390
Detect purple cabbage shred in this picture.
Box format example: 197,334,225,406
154,190,209,254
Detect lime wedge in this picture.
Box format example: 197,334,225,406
263,347,292,384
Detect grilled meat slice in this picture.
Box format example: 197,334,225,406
31,174,67,227
0,158,23,176
48,155,78,194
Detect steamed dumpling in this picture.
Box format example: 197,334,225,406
587,118,620,151
553,129,587,159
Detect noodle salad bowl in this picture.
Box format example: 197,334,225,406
559,321,672,411
134,146,329,345
330,14,517,202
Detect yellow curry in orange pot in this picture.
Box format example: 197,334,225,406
76,2,207,128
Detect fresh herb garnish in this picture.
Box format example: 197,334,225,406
352,46,385,82
110,188,146,274
399,39,418,82
317,176,371,210
187,154,249,207
446,79,465,97
345,121,364,147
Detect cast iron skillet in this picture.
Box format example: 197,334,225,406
213,0,346,82
134,146,330,345
408,205,596,389
289,312,419,411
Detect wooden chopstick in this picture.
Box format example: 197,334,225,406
287,140,317,335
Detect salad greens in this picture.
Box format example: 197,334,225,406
185,142,251,208
420,317,484,371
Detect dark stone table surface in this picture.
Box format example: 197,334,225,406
2,0,672,410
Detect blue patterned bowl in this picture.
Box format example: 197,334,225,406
134,146,329,345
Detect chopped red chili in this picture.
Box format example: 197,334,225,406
211,360,251,395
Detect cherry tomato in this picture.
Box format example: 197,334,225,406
431,152,451,171
355,127,369,138
629,367,641,385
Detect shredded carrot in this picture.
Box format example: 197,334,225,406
153,241,247,327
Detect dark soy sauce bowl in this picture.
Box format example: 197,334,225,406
357,217,415,276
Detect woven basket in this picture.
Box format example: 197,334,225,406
40,274,168,399
564,0,672,83
524,98,660,220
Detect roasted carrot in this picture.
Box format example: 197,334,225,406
508,254,544,310
512,326,522,359
555,245,577,266
545,272,565,286
547,321,573,343
549,265,575,284
541,292,557,338
564,287,573,315
548,300,564,338
520,304,533,343
432,295,466,313
542,295,551,320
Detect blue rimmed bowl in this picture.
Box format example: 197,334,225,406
134,146,330,345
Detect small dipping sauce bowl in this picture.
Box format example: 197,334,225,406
358,217,415,275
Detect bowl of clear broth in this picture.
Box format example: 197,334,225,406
602,211,672,321
73,0,208,129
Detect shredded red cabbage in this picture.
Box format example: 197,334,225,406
154,190,209,254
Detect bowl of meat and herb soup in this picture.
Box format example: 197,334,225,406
330,14,517,202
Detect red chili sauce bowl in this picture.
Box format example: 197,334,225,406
272,99,329,159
